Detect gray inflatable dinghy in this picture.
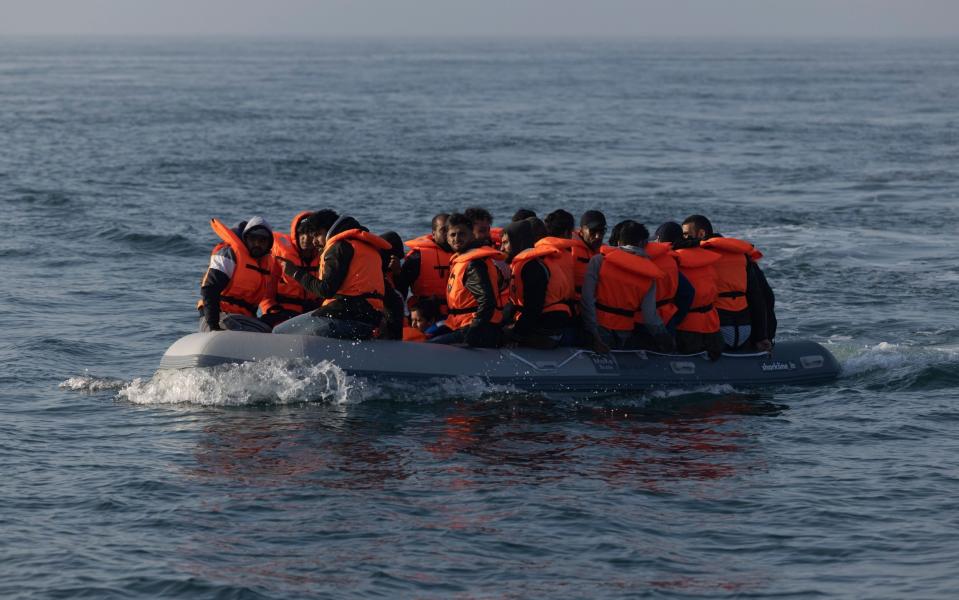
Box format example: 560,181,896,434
159,332,840,392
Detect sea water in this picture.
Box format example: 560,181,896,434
2,37,959,598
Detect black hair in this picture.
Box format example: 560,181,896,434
301,209,340,234
544,209,574,236
447,212,473,230
618,220,649,247
608,220,629,247
431,213,450,230
411,297,440,322
655,221,683,244
682,214,713,237
511,208,536,222
464,207,492,224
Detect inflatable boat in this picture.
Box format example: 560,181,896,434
158,332,840,392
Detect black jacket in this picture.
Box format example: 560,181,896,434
288,216,385,326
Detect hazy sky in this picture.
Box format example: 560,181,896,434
2,0,958,37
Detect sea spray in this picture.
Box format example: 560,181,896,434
116,358,371,406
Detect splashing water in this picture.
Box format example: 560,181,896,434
116,358,370,406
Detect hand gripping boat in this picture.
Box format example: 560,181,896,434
159,332,840,392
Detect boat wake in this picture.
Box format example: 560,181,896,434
835,341,959,391
116,358,371,406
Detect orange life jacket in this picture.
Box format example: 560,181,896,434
267,211,321,313
509,245,574,319
197,218,275,317
700,237,762,314
599,243,680,326
593,249,663,332
404,234,453,311
674,247,722,334
402,326,428,342
319,229,391,313
569,234,597,299
645,242,681,325
535,237,577,311
445,246,506,330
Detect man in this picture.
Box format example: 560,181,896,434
659,221,724,360
428,213,504,347
403,297,442,342
544,209,575,240
377,231,407,340
273,215,391,340
263,209,339,325
464,206,495,246
581,221,672,353
681,214,775,352
500,220,573,348
571,210,606,300
197,216,277,333
398,213,452,313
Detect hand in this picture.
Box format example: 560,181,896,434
276,257,297,277
755,339,773,352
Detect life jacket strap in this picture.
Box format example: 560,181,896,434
447,306,478,315
656,297,676,308
718,291,745,298
244,263,271,276
221,295,258,313
687,303,714,313
595,302,635,318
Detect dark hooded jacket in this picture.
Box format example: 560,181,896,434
287,215,385,326
503,220,568,335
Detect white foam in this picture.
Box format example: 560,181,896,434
58,374,128,393
646,383,740,399
117,358,375,406
838,341,959,378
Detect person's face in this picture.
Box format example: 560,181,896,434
579,225,605,251
311,228,329,250
411,309,433,332
682,223,705,240
432,217,449,247
447,224,474,253
244,233,272,259
499,233,512,259
472,219,491,243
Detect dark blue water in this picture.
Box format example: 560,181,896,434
3,37,959,598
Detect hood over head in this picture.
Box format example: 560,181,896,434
240,216,273,238
503,219,534,260
525,217,547,242
327,215,365,239
379,231,405,259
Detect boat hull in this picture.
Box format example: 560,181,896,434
158,332,840,392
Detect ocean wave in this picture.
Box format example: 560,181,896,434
837,342,959,391
96,225,205,257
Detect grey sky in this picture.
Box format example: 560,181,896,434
2,0,958,37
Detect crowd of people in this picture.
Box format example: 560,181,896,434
197,207,776,358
